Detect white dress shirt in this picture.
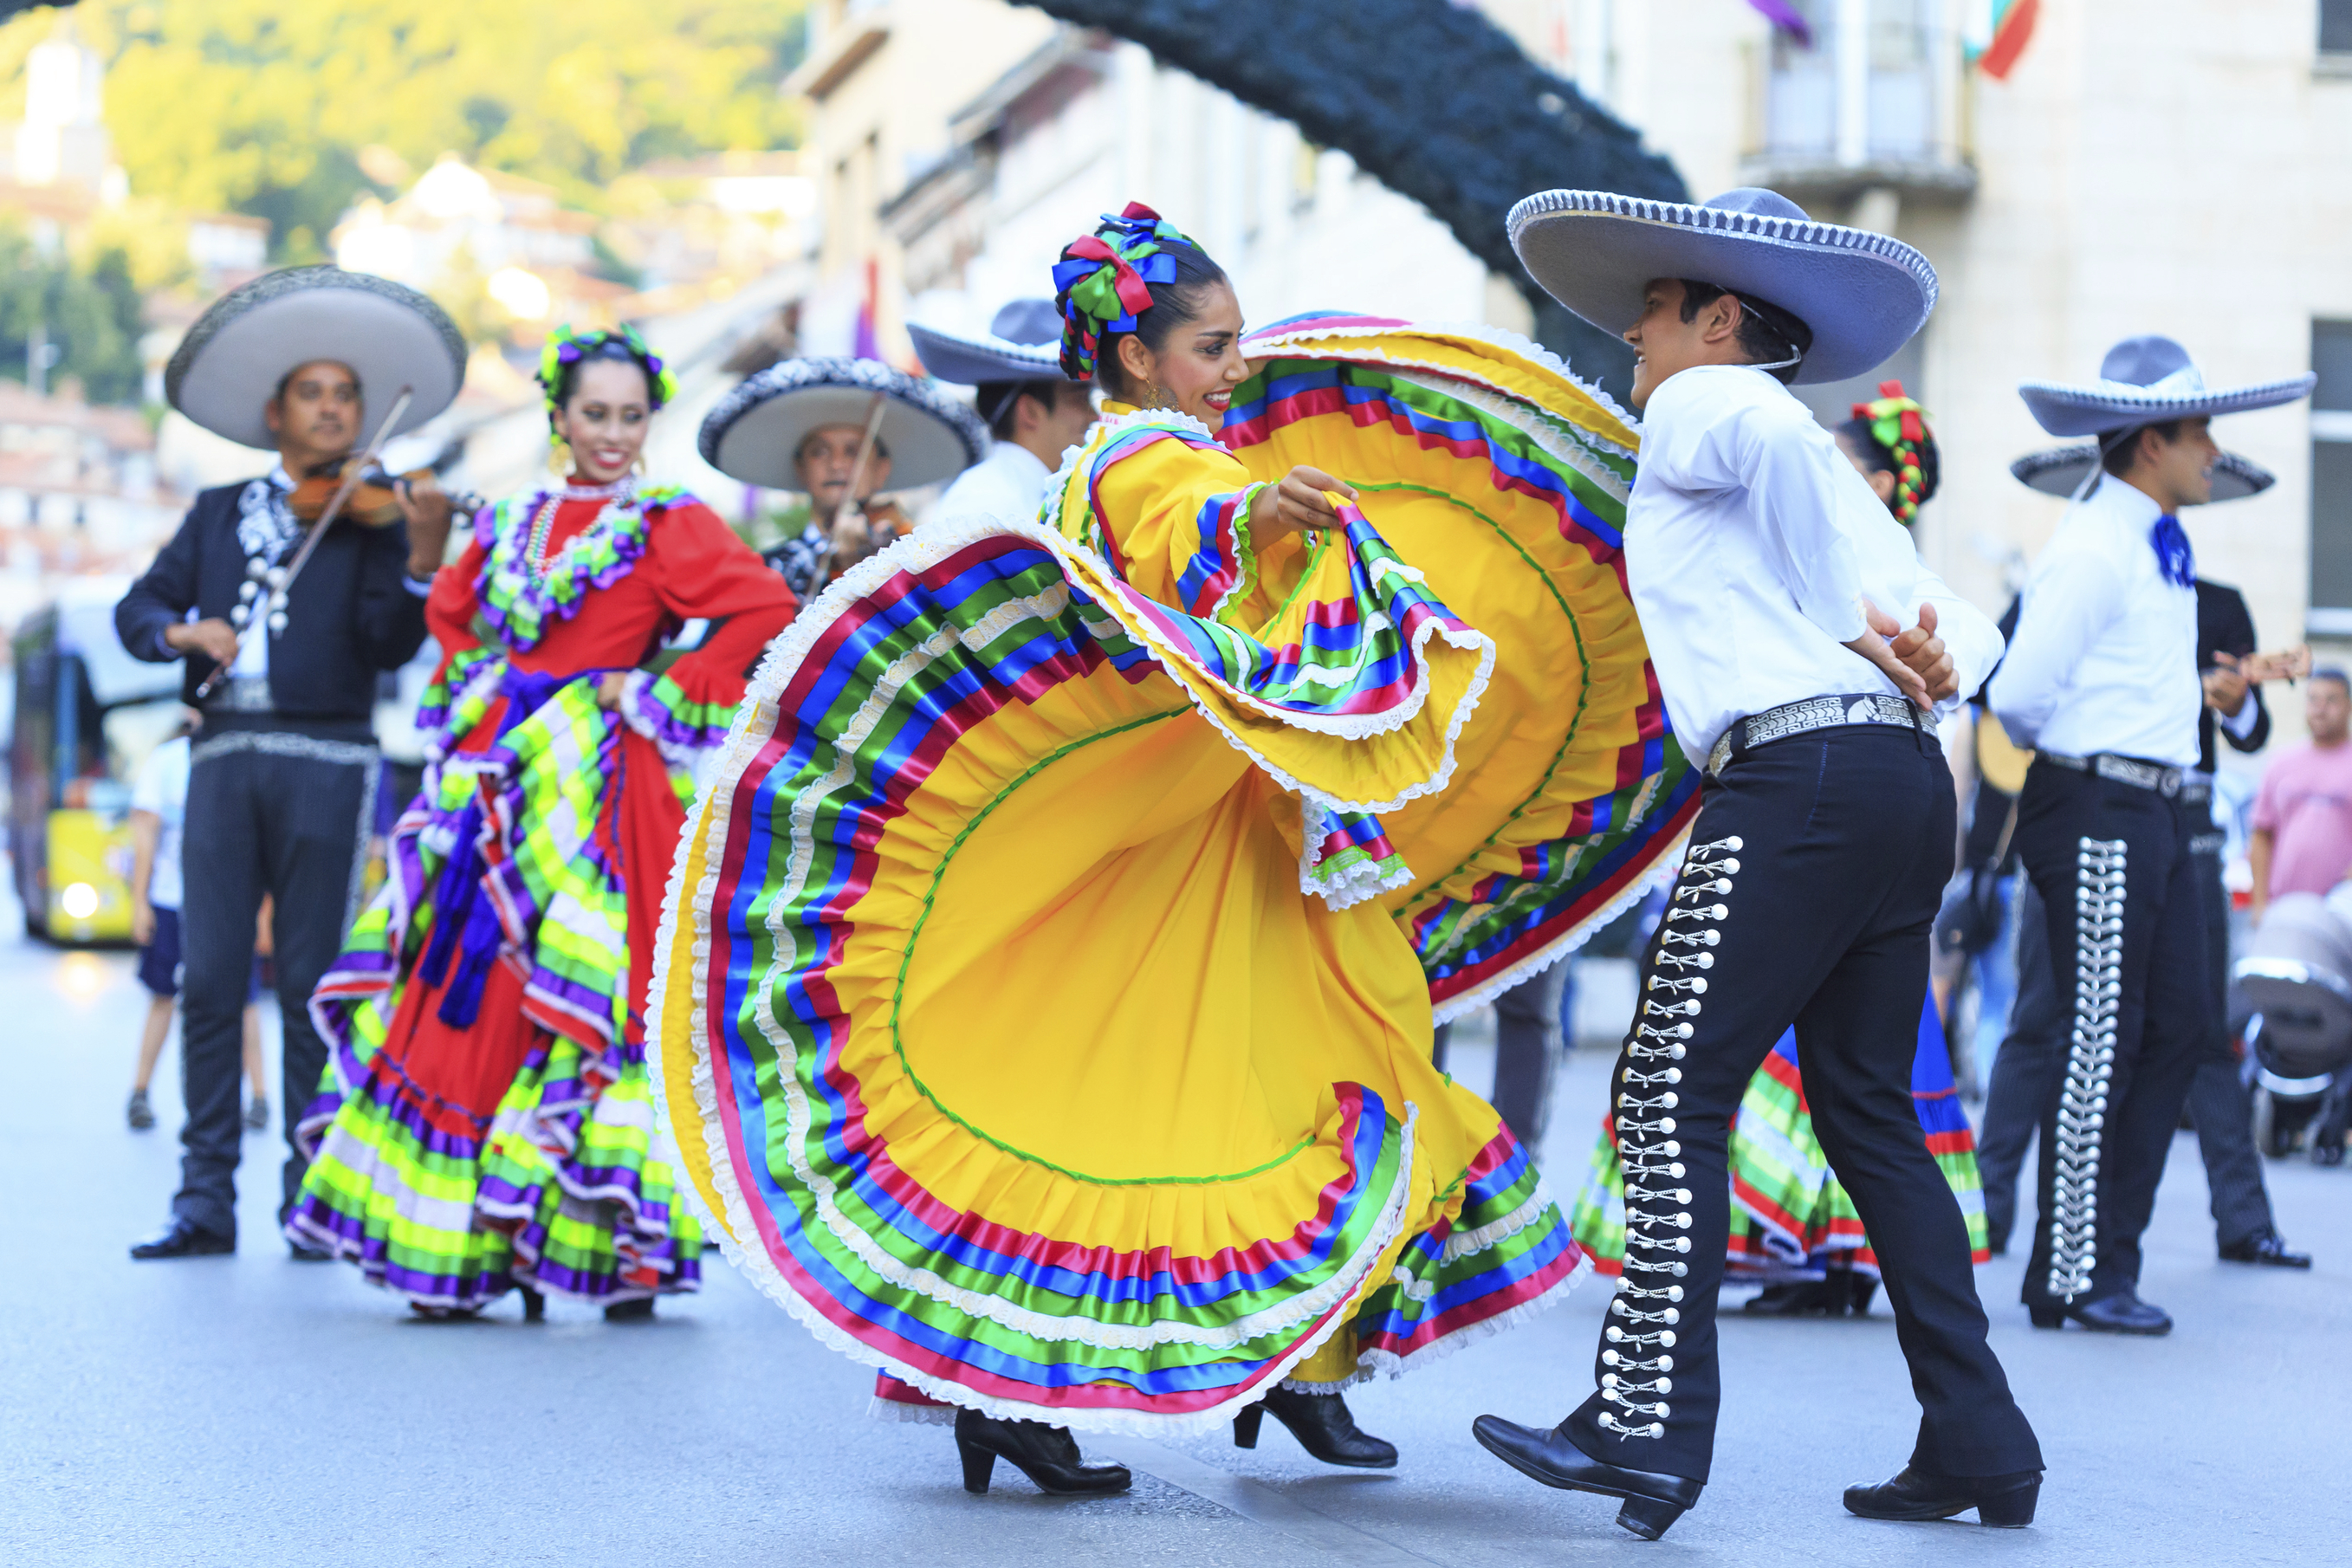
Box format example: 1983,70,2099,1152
1988,475,2200,767
930,439,1052,528
1624,365,2005,765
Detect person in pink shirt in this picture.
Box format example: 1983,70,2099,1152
2251,670,2352,923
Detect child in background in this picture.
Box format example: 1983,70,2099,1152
126,721,270,1132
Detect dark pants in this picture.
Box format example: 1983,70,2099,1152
1978,881,2062,1251
2012,763,2208,1312
1980,826,2272,1255
1433,969,1559,1147
1563,722,2038,1483
173,726,379,1239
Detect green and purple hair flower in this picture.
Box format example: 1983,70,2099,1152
537,323,679,428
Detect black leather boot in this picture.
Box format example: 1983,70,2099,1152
1234,1385,1397,1468
2218,1230,2312,1268
1843,1465,2040,1526
1741,1278,1845,1316
2028,1288,2171,1335
954,1409,1131,1497
1470,1415,1703,1539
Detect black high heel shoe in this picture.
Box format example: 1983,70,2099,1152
954,1409,1131,1497
1232,1385,1397,1468
603,1296,655,1323
1843,1465,2040,1527
518,1286,546,1323
1470,1415,1702,1539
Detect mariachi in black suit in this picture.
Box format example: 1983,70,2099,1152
116,475,431,1239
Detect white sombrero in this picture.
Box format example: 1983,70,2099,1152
2011,444,2276,503
907,299,1065,386
165,266,467,450
1506,186,1936,385
698,357,988,491
2018,336,2316,438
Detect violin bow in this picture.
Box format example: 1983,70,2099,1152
816,392,891,592
195,385,414,701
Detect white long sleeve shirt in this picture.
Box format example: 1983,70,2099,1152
930,439,1052,528
1987,475,2200,768
1625,365,2005,765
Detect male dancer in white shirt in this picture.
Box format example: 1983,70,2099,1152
910,300,1098,528
1989,337,2315,1335
1474,188,2041,1539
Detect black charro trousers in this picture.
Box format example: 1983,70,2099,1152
2012,763,2210,1312
1563,722,2039,1484
174,725,379,1239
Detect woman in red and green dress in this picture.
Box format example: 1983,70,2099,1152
286,326,797,1319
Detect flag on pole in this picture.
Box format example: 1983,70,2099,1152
852,255,881,360
1964,0,2039,80
1745,0,1813,47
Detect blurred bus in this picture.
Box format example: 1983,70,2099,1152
8,578,184,943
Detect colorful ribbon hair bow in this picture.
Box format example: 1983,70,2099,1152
537,322,680,434
1850,378,1934,526
1051,202,1196,381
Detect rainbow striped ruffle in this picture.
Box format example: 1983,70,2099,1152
288,669,702,1308
652,321,1688,1432
1570,996,1989,1280
1225,314,1697,1015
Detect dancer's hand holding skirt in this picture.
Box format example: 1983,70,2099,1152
652,320,1702,1432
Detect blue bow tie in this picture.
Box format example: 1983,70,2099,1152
2150,515,2194,588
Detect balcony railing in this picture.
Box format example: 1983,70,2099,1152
1742,0,1975,204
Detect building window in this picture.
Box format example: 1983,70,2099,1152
2323,0,2352,55
2309,321,2352,632
1749,0,1971,199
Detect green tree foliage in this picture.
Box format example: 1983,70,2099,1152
0,1,807,261
0,225,146,405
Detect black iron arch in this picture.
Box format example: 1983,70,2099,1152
1020,0,1689,395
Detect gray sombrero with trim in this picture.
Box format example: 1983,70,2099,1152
2011,444,2276,503
698,356,987,491
1506,186,1936,385
165,266,467,450
2018,335,2316,437
907,299,1065,386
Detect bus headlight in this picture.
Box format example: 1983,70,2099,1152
60,882,100,920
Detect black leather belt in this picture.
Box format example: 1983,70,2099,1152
2035,749,2208,803
1707,692,1931,776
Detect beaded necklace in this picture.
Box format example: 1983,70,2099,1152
474,479,690,651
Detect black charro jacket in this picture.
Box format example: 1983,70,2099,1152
115,479,431,722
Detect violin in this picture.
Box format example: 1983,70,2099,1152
288,456,481,527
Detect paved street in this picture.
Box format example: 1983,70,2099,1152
3,906,2344,1568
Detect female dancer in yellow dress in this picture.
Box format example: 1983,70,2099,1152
653,206,1699,1493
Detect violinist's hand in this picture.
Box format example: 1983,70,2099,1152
1251,465,1357,543
164,619,241,666
595,671,629,712
2202,651,2251,717
2242,645,2312,685
394,474,457,580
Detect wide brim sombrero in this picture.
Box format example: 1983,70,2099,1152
2012,444,2276,503
698,356,986,491
1506,186,1936,385
907,298,1066,386
165,267,467,450
2018,334,2316,437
